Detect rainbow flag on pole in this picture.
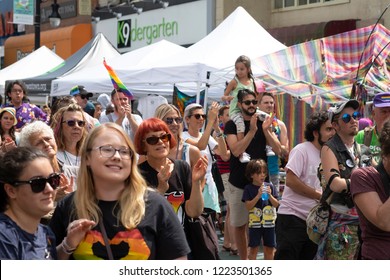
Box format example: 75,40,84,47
103,59,133,100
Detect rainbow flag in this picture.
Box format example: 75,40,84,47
103,59,133,100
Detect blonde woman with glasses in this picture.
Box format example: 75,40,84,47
49,123,190,260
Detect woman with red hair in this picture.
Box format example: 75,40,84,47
135,118,207,223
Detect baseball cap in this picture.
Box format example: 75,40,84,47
70,85,93,98
0,107,18,126
328,99,359,122
184,103,203,118
373,92,390,108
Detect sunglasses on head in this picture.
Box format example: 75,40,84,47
189,114,207,120
340,111,360,123
164,117,183,125
144,133,171,145
241,100,258,106
12,173,61,193
62,120,86,127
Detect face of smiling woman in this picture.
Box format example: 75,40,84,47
86,129,132,188
143,130,170,160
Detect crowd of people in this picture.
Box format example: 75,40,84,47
0,61,389,260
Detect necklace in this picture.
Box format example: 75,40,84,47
63,151,79,166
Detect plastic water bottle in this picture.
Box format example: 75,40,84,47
256,109,270,121
261,185,269,201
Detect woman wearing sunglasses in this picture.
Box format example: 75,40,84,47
135,118,207,222
19,121,76,201
49,123,190,259
154,104,202,168
51,104,88,168
183,102,228,217
0,107,18,153
0,147,79,259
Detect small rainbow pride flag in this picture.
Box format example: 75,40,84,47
103,59,133,100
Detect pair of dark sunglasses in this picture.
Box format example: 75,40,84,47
62,120,86,127
341,111,361,123
164,117,183,125
80,95,89,100
189,114,207,120
144,133,171,145
12,173,61,193
241,100,258,106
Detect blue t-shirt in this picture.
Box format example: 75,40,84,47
0,213,57,260
242,182,278,228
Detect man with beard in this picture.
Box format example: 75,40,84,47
224,89,281,259
274,111,335,259
315,99,368,260
100,89,142,141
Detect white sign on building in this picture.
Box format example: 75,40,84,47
95,0,209,52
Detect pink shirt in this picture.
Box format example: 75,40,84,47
278,141,322,221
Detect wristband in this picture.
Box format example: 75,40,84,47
61,238,76,254
215,131,224,138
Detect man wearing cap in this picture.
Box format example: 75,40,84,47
100,89,142,141
69,85,100,130
355,92,390,166
315,99,368,260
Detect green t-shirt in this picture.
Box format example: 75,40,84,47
229,77,254,116
355,126,381,163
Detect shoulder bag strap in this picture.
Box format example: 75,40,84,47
99,220,114,260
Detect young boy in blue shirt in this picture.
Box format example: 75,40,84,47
242,159,279,260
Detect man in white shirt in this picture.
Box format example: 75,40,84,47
100,89,142,141
274,111,335,260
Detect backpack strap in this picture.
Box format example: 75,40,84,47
363,126,374,147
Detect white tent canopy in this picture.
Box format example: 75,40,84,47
0,46,64,94
52,6,286,100
51,40,185,97
113,6,286,99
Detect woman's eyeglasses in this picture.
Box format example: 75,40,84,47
62,120,86,127
341,111,360,123
12,173,61,193
144,133,171,145
241,100,258,106
164,117,183,125
89,145,133,159
189,114,207,120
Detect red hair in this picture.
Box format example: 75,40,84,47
134,118,177,155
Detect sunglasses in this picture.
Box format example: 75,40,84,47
189,114,207,120
62,120,86,127
144,133,171,145
164,117,183,125
12,173,61,193
340,111,361,123
241,100,258,106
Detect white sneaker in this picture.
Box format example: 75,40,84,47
266,145,275,157
239,152,251,163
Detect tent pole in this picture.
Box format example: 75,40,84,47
196,80,201,104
